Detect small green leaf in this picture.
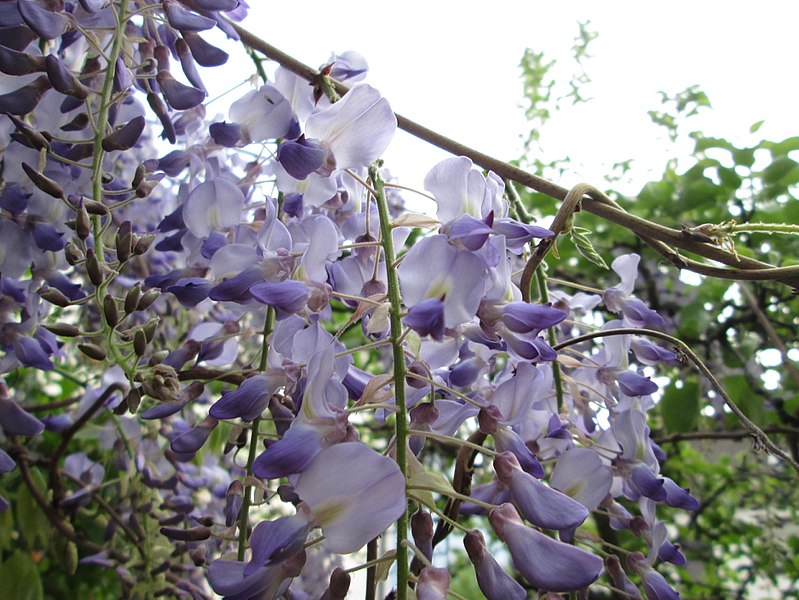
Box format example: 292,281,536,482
569,227,608,269
660,380,700,432
749,120,765,134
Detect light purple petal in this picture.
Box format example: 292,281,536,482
305,84,396,170
494,452,588,530
464,530,527,600
183,179,244,238
0,397,45,436
294,442,405,553
491,361,538,426
490,503,603,592
550,448,612,511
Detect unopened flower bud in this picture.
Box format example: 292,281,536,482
83,200,109,216
137,289,160,311
78,342,107,361
21,162,64,199
125,387,141,413
142,319,158,343
320,567,351,600
85,249,103,286
124,284,142,314
64,242,83,265
134,329,147,357
40,287,71,307
159,526,211,542
44,323,81,337
116,232,133,263
103,294,119,328
7,114,50,150
75,206,91,240
133,234,156,255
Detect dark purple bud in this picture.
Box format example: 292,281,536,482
17,0,67,40
224,480,243,527
616,371,658,397
464,530,526,600
175,38,205,91
170,416,218,455
209,121,240,147
501,302,567,334
147,91,176,143
113,55,133,93
164,0,216,31
416,567,450,600
605,555,640,599
159,526,211,542
102,115,145,152
477,405,503,435
411,509,434,563
156,71,205,110
181,31,228,67
250,280,309,319
21,162,63,198
45,55,88,99
320,567,351,600
0,44,45,75
252,426,323,480
277,137,327,180
0,397,45,436
404,298,445,341
78,343,106,362
0,76,51,114
61,112,89,131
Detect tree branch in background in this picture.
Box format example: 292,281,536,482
229,22,799,290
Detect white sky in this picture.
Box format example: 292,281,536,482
206,1,799,199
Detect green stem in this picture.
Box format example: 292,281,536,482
506,181,565,411
237,307,276,561
729,222,799,235
370,166,409,600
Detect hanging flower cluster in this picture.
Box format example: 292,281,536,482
0,2,711,599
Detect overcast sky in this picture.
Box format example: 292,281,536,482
209,1,799,199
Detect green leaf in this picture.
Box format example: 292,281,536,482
749,120,765,134
569,227,608,269
660,380,700,432
783,393,799,417
16,468,50,550
768,135,799,157
762,156,799,184
0,550,44,600
723,374,766,424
